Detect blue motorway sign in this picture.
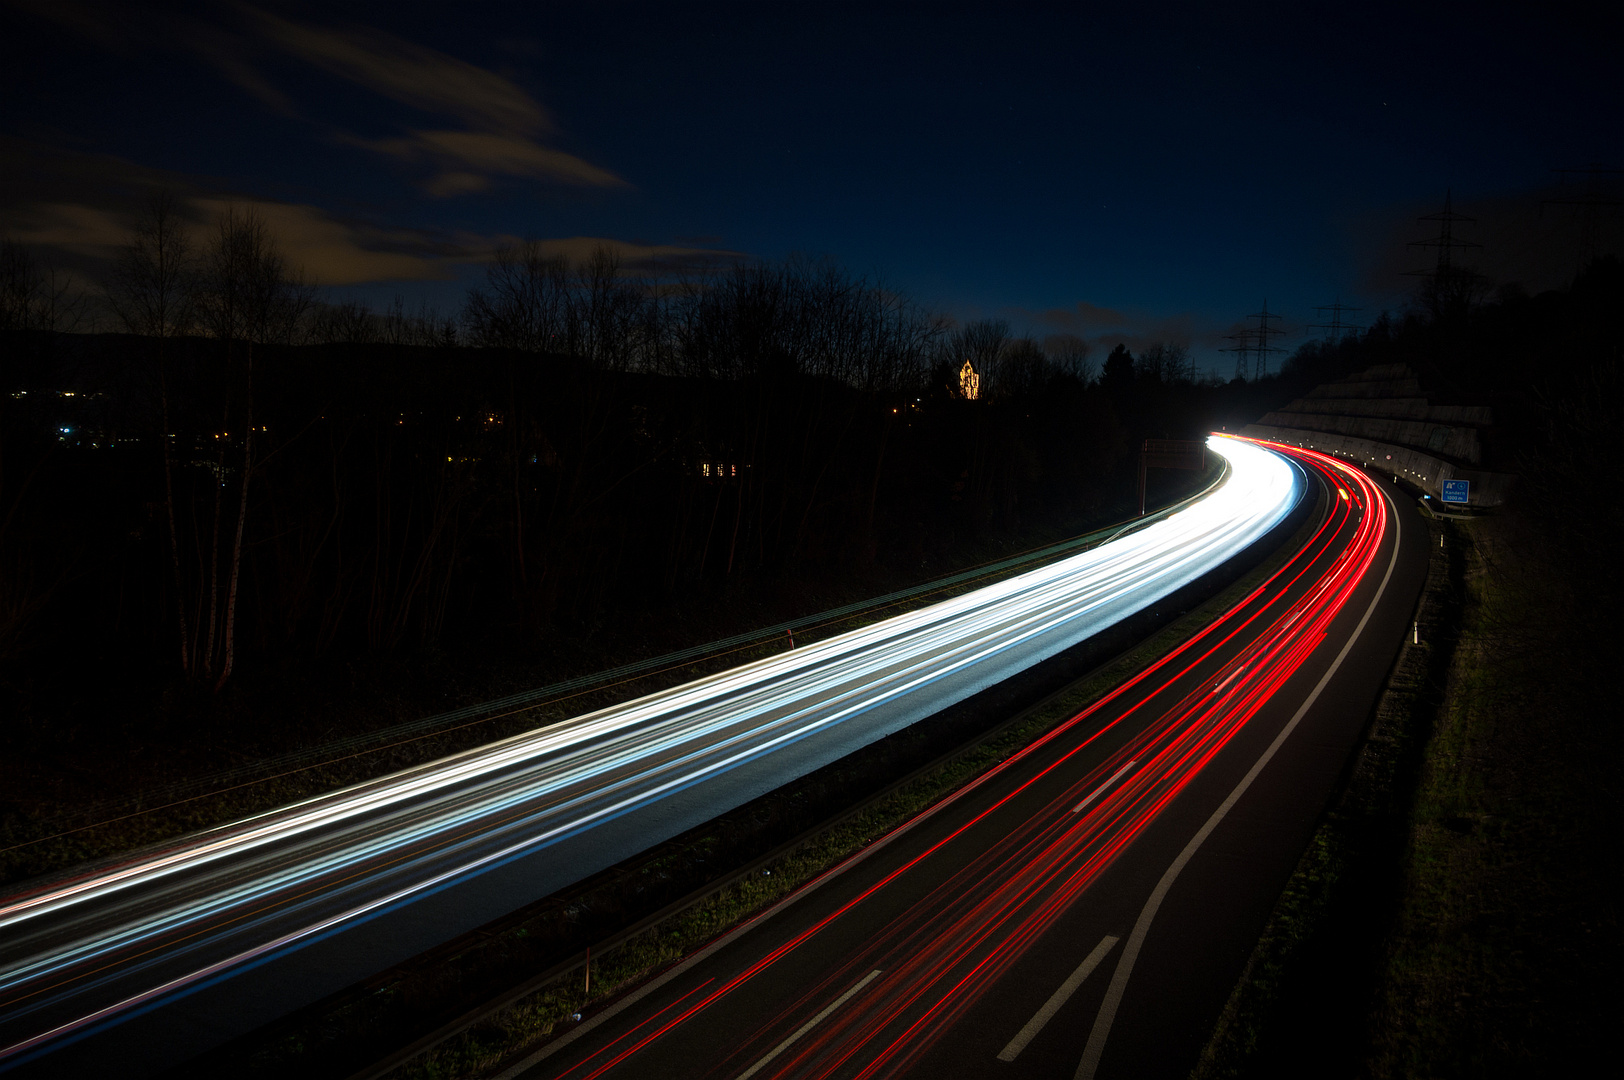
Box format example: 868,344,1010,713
1441,479,1470,504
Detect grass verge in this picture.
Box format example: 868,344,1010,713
1190,511,1456,1080
1,472,1223,892
326,495,1323,1080
1194,509,1621,1079
1359,515,1621,1077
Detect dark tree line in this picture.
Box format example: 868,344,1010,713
1,201,1235,730
94,199,317,688
1279,256,1624,632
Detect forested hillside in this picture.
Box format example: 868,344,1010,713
1,213,1280,763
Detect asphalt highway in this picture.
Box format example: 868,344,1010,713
0,438,1301,1077
493,439,1427,1080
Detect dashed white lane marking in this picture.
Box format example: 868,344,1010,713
1072,762,1138,814
1074,478,1404,1080
737,969,884,1080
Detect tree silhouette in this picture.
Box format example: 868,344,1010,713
1101,343,1135,390
104,193,197,674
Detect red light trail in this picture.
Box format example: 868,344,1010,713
538,439,1390,1080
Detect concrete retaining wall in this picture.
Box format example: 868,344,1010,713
1277,396,1492,426
1242,424,1515,508
1306,366,1422,399
1256,411,1483,463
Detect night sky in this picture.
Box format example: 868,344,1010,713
3,1,1620,375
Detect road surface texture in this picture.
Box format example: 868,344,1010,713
490,440,1426,1080
0,438,1302,1077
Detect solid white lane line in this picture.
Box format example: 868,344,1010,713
1073,763,1138,814
5,443,1295,1069
997,935,1119,1062
736,970,884,1080
1073,475,1403,1080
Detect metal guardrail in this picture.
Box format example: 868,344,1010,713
8,461,1230,850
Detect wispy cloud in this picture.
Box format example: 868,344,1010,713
1025,300,1132,334
0,137,461,284
355,130,627,193
181,18,300,116
6,195,455,285
242,6,551,137
5,0,627,195
189,198,459,285
0,138,725,286
3,201,131,257
236,4,626,194
1013,300,1202,352
0,7,716,289
522,236,745,273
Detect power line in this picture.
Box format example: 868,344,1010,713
1542,162,1624,269
1405,188,1481,280
1309,298,1364,341
1222,328,1254,382
1245,300,1286,379
1221,301,1288,380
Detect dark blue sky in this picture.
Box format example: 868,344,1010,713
3,1,1620,374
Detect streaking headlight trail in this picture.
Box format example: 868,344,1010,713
0,436,1299,1072
500,438,1396,1080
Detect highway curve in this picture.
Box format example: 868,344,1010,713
0,438,1301,1077
489,439,1427,1080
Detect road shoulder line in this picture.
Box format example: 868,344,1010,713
999,935,1119,1062
1074,471,1404,1080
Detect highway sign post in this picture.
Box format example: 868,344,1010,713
1441,479,1470,504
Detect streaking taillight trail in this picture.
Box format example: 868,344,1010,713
546,439,1389,1080
0,436,1305,1072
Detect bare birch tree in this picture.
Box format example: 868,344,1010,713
1137,342,1192,384
0,238,87,336
105,192,199,674
193,205,312,688
462,242,571,351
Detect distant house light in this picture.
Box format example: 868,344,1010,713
959,360,980,400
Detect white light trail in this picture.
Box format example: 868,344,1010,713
0,435,1298,1062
